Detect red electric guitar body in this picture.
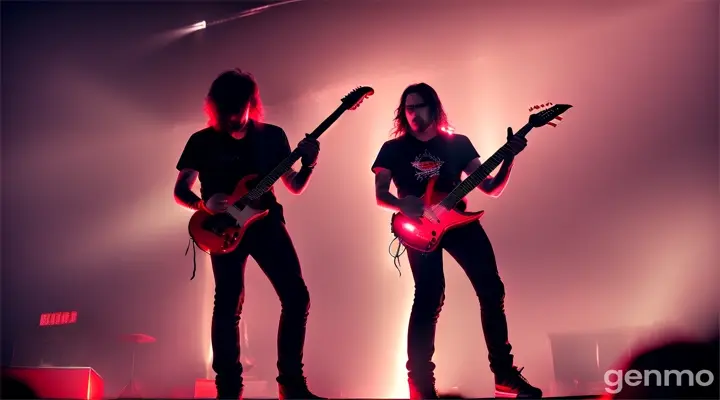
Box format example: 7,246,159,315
390,176,484,252
391,103,573,252
188,175,270,254
188,86,374,255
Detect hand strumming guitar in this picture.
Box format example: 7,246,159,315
297,134,320,167
399,195,425,219
205,193,230,213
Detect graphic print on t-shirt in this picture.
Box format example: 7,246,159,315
411,149,445,181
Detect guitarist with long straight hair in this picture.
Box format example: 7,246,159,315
174,69,324,400
371,83,543,399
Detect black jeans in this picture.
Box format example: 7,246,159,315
210,216,310,395
404,221,514,382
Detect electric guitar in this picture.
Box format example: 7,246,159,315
188,86,374,254
390,102,573,252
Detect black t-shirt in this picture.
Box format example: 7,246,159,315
176,121,291,219
371,132,480,199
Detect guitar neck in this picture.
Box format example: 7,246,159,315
242,104,348,202
439,122,533,209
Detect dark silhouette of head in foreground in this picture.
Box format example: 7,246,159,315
0,374,39,399
603,334,719,399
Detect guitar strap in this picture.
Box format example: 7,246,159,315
185,236,198,280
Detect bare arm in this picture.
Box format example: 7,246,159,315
374,168,403,211
281,165,314,195
174,169,205,211
463,157,514,198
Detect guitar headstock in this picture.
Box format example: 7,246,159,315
528,102,572,128
341,86,374,110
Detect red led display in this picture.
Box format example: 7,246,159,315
39,311,78,327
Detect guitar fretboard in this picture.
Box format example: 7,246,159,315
439,122,533,209
242,149,302,202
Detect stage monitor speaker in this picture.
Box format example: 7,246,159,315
549,329,639,385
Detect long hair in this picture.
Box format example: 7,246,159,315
391,82,449,137
204,68,264,128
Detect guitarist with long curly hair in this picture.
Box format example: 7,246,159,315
371,83,544,399
174,69,324,400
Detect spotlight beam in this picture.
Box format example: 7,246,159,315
204,0,305,29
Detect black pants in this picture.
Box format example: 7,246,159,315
210,217,310,394
404,221,514,382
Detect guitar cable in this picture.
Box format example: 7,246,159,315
185,236,199,280
388,236,406,276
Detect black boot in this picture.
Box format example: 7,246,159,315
215,381,243,400
277,377,325,399
494,366,542,398
409,377,439,399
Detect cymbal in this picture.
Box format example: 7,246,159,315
120,333,157,344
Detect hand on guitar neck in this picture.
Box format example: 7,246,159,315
283,134,320,194
504,126,528,160
297,134,319,168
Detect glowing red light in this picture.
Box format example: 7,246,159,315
39,311,78,327
403,223,416,232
